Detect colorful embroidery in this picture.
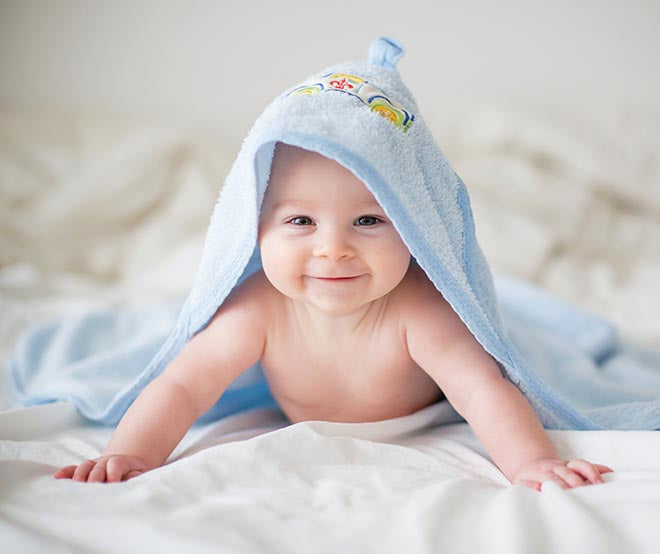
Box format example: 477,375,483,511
286,73,414,133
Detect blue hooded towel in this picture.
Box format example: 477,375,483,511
10,37,660,430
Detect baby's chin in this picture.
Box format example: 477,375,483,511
267,274,401,317
297,288,394,318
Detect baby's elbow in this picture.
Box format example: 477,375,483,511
154,373,207,420
452,369,512,419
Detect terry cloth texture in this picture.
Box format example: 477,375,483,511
10,37,660,429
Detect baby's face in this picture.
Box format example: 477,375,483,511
258,143,411,315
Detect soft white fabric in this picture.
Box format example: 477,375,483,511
1,402,659,553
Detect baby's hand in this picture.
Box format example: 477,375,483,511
54,455,149,483
512,458,613,491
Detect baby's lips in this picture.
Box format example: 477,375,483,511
313,275,360,280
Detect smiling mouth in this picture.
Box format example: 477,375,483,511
310,275,361,281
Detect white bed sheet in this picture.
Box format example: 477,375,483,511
2,402,660,553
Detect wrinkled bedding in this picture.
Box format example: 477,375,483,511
2,402,660,553
1,107,659,552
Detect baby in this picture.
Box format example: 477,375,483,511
55,143,612,490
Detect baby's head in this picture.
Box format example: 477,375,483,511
258,143,411,315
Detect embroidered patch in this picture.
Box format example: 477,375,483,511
285,73,415,133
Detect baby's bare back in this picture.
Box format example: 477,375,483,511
253,266,443,423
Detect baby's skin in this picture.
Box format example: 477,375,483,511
55,144,612,490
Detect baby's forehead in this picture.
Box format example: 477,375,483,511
270,143,330,174
267,143,379,203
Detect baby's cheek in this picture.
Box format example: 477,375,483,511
261,248,302,296
376,239,410,269
259,243,280,281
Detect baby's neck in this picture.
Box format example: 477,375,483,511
287,296,389,338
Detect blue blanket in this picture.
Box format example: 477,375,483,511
10,37,660,430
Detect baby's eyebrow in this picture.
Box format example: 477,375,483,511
271,200,310,211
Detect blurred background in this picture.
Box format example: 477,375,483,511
1,0,659,357
2,0,659,140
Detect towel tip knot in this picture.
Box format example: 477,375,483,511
368,36,405,71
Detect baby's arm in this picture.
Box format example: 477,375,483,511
54,277,267,483
404,288,612,490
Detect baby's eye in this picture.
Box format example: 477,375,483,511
287,216,314,226
354,215,382,226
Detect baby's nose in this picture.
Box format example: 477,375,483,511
312,228,356,260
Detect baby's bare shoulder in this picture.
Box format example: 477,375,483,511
399,263,495,386
395,262,470,338
210,269,276,324
170,270,275,392
395,263,453,313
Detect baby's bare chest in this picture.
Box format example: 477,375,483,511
260,324,442,423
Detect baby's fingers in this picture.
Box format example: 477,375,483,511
88,463,108,483
543,474,571,490
566,459,611,484
71,460,97,482
106,456,131,482
552,465,586,488
105,456,147,482
53,465,77,479
516,479,542,492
